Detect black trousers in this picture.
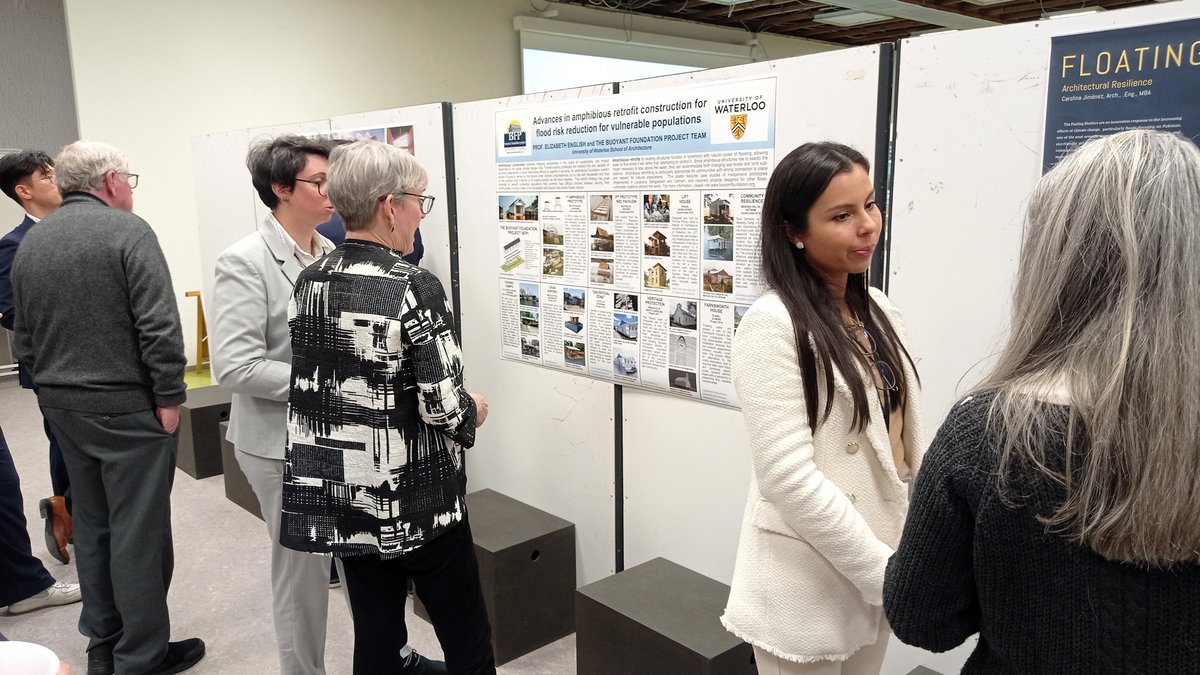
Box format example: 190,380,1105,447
340,518,496,675
44,416,71,509
42,406,177,675
0,425,56,606
20,362,70,509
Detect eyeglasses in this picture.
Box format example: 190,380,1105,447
847,325,899,392
119,172,139,189
294,177,328,196
399,192,435,215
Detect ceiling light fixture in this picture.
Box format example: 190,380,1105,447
812,9,891,26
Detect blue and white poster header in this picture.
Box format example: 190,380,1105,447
1043,18,1200,172
497,78,776,162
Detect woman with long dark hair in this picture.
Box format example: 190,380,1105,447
723,142,926,674
884,129,1200,672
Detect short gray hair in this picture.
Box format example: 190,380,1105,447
979,128,1200,565
55,141,129,194
327,141,427,231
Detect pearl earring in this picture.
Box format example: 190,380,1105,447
793,241,805,251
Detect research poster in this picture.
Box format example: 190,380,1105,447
1043,18,1200,172
493,78,776,407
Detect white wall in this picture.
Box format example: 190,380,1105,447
62,0,829,365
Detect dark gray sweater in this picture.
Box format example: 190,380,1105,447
884,392,1200,673
11,192,186,412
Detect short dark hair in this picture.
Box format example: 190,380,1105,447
246,136,331,209
0,150,54,204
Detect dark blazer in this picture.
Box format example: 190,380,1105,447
0,215,36,388
0,215,35,332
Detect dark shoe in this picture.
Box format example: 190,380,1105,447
39,496,71,564
329,562,341,589
149,637,206,674
399,649,447,674
86,644,114,675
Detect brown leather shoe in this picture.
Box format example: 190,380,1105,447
39,496,71,564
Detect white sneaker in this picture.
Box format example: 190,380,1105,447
7,581,82,615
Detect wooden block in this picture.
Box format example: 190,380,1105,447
415,489,576,665
176,385,230,479
576,557,754,675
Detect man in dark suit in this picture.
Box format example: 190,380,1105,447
0,150,71,564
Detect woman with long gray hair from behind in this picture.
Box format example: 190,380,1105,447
884,129,1200,673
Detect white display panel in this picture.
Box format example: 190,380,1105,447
192,103,454,355
454,84,619,586
889,1,1200,424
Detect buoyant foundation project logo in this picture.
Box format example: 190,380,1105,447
498,118,533,157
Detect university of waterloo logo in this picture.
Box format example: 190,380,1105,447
503,120,527,149
730,114,748,140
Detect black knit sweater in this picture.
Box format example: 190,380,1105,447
884,393,1200,674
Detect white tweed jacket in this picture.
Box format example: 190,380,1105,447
722,287,928,663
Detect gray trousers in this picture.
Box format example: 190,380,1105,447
41,407,176,675
236,448,333,675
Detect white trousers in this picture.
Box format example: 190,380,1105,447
236,449,334,675
754,620,890,675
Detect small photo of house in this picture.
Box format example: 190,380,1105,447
669,333,699,370
734,305,749,333
499,195,539,221
613,346,638,377
702,261,735,294
386,125,415,155
613,293,638,312
704,225,733,261
644,260,669,289
669,301,698,330
589,195,613,221
563,287,586,312
337,127,386,143
703,193,735,225
643,194,670,223
542,223,563,245
591,225,614,252
669,368,697,393
591,258,614,285
519,283,539,308
521,336,540,358
543,248,564,276
613,313,638,341
545,196,564,212
564,340,586,366
564,314,584,334
644,230,670,257
520,309,540,335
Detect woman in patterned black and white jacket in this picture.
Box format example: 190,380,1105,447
281,140,495,675
724,143,927,675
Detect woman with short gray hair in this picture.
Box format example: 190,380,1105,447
884,129,1200,672
281,141,495,674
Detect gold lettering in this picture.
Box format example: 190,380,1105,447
1096,51,1113,75
1154,45,1160,69
1167,43,1183,68
1080,53,1092,77
1115,50,1131,73
1191,40,1200,66
1062,54,1077,78
1135,46,1150,70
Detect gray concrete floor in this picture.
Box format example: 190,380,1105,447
0,381,576,674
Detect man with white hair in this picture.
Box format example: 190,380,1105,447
10,141,205,675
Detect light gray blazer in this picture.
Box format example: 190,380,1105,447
211,215,332,459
